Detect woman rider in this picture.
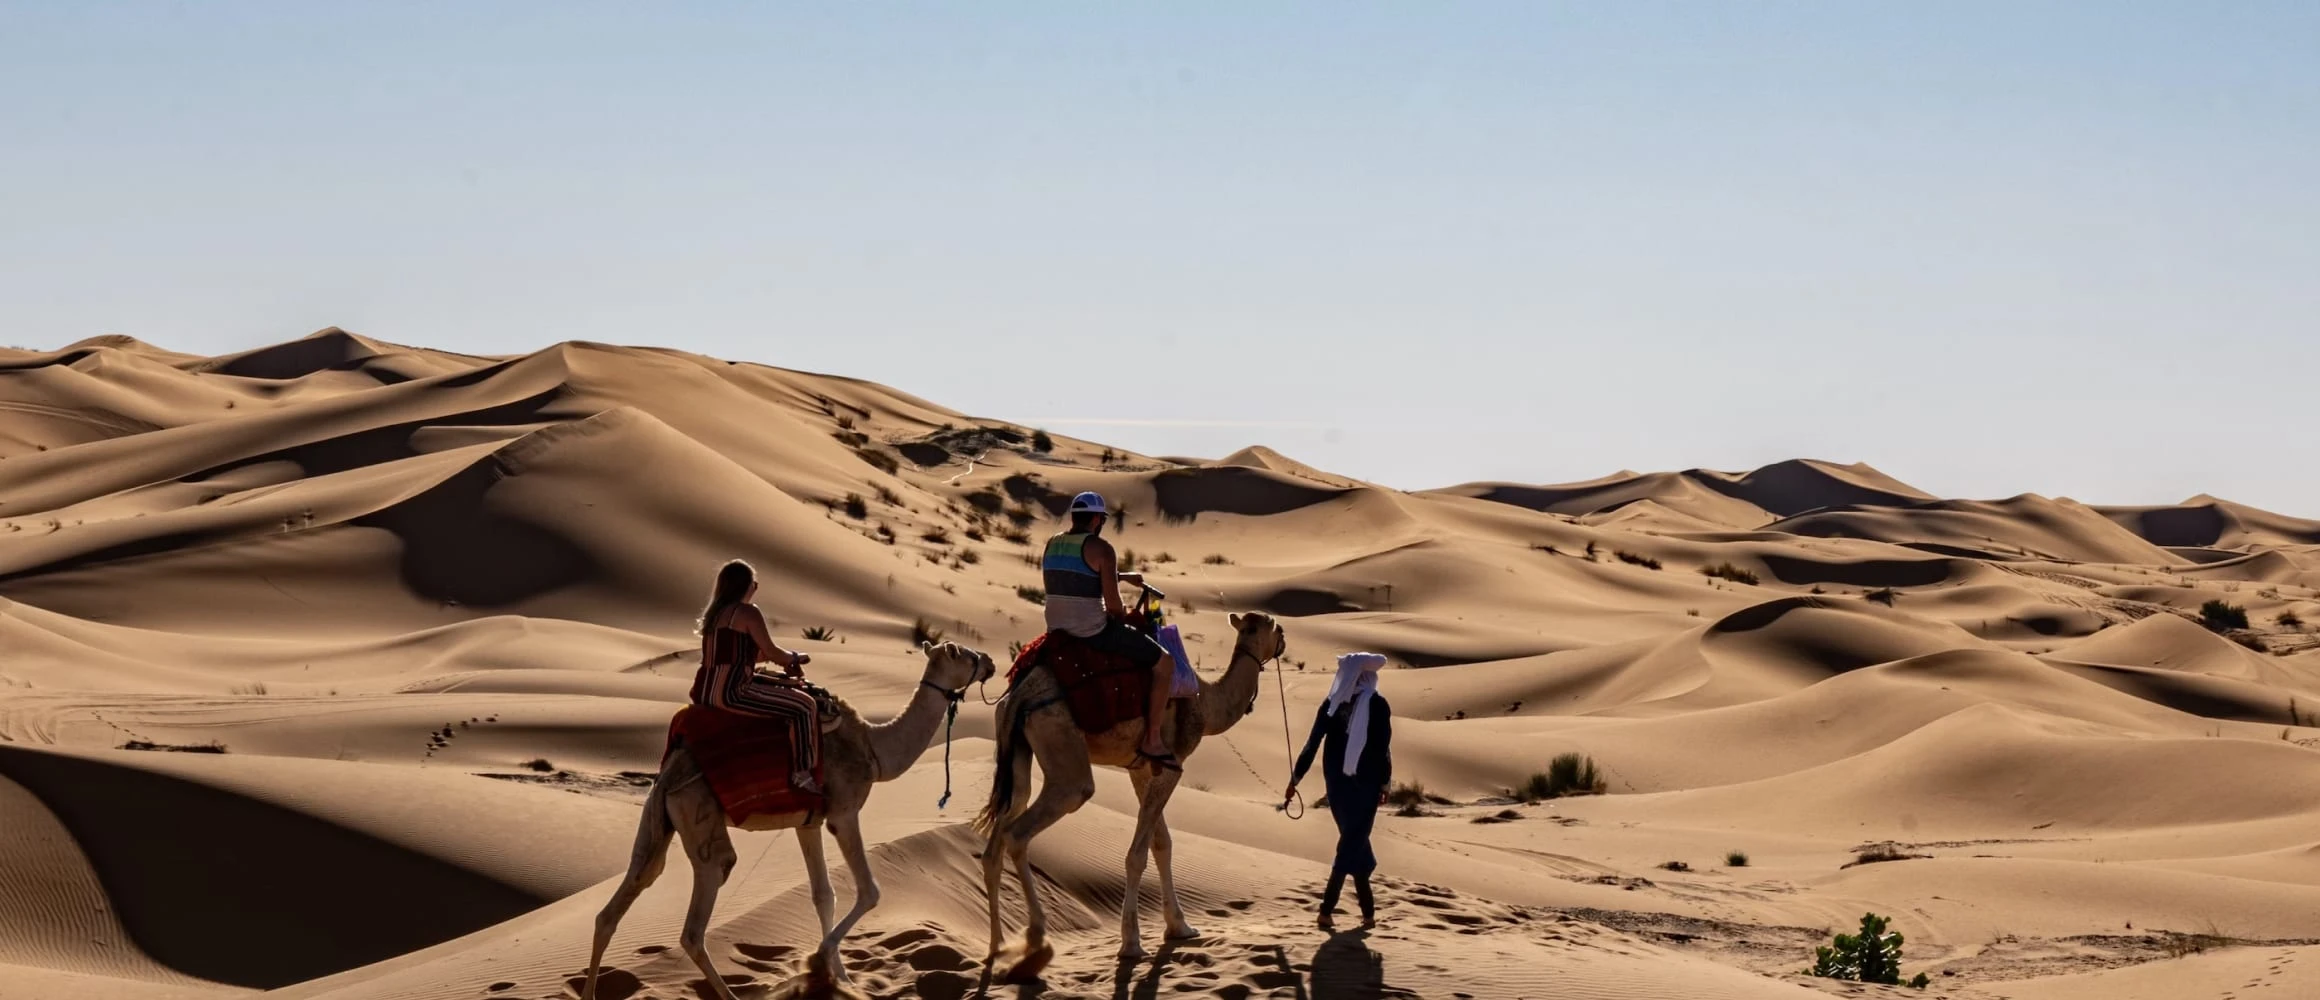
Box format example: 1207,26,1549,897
693,559,822,792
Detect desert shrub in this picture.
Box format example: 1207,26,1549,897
2200,599,2249,632
1726,850,1750,867
1584,541,1599,562
854,446,899,474
1615,550,1662,570
801,626,836,641
1864,587,1898,606
1031,429,1054,452
2279,610,2305,629
1686,608,1701,617
964,525,987,542
1006,503,1038,527
1472,809,1523,825
1806,912,1927,988
1119,549,1143,572
231,682,269,696
1659,860,1691,872
911,618,946,646
1514,753,1606,802
832,429,869,448
524,758,555,773
1203,553,1233,565
1701,563,1759,585
1851,843,1921,866
1015,585,1045,605
876,485,904,506
1099,447,1117,465
1385,781,1431,808
842,493,868,519
958,548,981,565
921,528,951,545
997,525,1031,544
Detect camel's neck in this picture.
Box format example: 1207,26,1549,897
866,679,959,781
1197,644,1268,735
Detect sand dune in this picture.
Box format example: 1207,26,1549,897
3,330,2317,998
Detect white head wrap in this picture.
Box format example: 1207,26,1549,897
1326,652,1387,776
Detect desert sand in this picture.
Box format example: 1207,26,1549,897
4,329,2319,1000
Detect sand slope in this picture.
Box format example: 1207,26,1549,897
3,330,2317,999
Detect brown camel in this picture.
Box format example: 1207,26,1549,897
585,640,997,1000
976,612,1287,970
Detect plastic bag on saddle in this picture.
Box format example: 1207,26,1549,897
1156,623,1199,699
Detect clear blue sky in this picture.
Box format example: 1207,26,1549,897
5,3,2314,511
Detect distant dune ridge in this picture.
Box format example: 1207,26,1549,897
4,329,2320,999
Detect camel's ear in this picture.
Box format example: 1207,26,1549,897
1228,613,1244,630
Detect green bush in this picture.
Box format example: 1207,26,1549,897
801,626,836,641
1806,912,1928,988
1726,850,1750,867
1515,753,1606,802
2201,600,2249,632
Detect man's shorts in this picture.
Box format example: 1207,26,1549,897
1081,619,1165,671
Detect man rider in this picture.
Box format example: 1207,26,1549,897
1043,491,1182,769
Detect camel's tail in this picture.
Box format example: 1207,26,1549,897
973,693,1030,838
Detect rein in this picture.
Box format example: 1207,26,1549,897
924,678,967,810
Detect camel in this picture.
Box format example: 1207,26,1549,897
585,640,998,1000
975,612,1287,971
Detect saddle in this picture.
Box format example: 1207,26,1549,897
665,698,828,825
1009,629,1152,736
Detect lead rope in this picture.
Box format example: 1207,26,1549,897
1275,654,1304,820
936,694,959,810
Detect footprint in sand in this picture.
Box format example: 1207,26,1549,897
561,969,641,1000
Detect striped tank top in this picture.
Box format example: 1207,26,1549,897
1042,531,1109,637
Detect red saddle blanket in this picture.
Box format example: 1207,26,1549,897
664,706,823,826
1009,631,1150,736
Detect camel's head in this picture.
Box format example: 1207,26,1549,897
1227,612,1287,666
920,639,997,693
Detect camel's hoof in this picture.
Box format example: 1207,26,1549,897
1117,941,1149,964
993,940,1055,984
1164,924,1202,942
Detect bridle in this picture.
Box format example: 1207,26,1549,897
925,663,987,809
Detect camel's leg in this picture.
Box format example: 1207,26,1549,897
586,778,676,1000
798,823,835,943
816,811,882,985
1116,762,1180,961
1149,804,1197,940
671,782,743,1000
988,711,1092,964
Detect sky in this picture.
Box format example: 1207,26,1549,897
4,3,2315,511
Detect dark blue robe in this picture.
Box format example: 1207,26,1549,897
1289,693,1393,879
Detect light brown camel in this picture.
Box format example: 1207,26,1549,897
975,612,1287,970
585,640,997,1000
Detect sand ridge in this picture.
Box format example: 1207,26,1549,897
3,331,2318,998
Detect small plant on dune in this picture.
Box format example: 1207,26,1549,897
921,528,951,545
1385,781,1432,809
801,626,837,641
524,758,555,773
1864,587,1898,606
1119,549,1142,573
1152,552,1175,564
1849,843,1924,867
1806,912,1929,988
2157,920,2236,959
1615,550,1662,570
832,429,869,448
842,493,868,519
2200,599,2249,632
1726,850,1750,867
1015,585,1045,605
1701,563,1759,586
1030,429,1054,453
1471,809,1523,825
1809,585,1826,595
911,617,947,647
873,523,897,544
2279,610,2304,630
964,525,986,542
852,445,897,474
958,548,980,565
1533,543,1560,556
1203,553,1233,566
232,682,269,696
1514,753,1607,802
1584,541,1600,562
997,525,1031,545
1099,447,1118,465
1686,608,1701,618
1659,860,1691,873
875,485,904,507
1006,503,1039,527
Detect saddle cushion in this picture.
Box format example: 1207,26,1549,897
665,705,824,825
1010,631,1150,736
